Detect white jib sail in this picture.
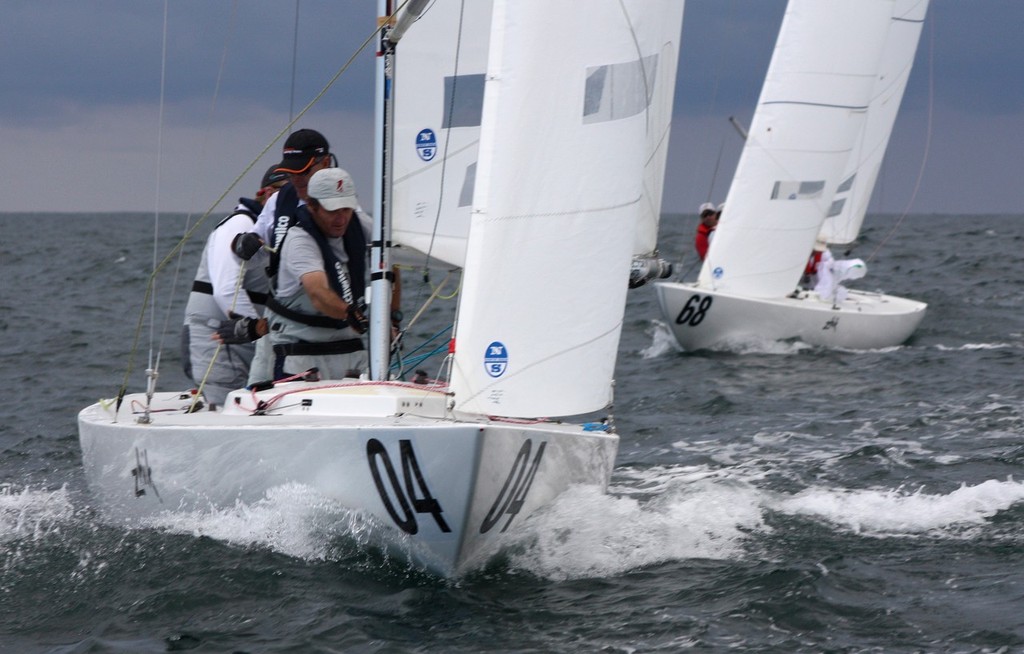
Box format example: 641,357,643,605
450,0,685,418
698,0,895,299
818,0,930,246
390,0,494,269
634,4,685,258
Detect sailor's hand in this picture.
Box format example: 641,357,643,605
231,232,264,260
347,300,369,335
213,316,265,344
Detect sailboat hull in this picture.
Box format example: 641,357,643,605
78,383,617,576
654,281,927,351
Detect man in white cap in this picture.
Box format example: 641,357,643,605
256,167,373,382
695,201,719,261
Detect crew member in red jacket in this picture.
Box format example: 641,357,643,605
695,202,720,261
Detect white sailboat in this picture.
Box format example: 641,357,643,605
78,0,685,576
655,0,928,351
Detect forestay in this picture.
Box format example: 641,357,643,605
450,0,685,418
818,0,930,246
699,0,894,299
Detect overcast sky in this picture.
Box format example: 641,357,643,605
1,1,1021,216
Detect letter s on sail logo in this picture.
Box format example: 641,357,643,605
416,128,437,162
484,341,508,378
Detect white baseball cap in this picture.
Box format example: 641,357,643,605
308,168,359,211
698,202,716,215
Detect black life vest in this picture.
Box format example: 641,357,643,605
266,183,301,281
215,197,262,229
294,206,366,305
265,204,367,329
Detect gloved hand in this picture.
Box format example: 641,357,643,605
214,316,263,344
347,300,369,334
231,232,264,260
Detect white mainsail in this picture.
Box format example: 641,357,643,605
698,0,895,299
634,8,682,258
390,1,493,268
450,0,685,418
819,0,930,245
389,0,678,268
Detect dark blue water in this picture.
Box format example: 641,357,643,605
1,212,1022,653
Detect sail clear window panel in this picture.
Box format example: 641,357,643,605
771,180,825,200
583,55,658,124
836,173,856,193
459,162,476,207
442,74,486,128
827,198,846,217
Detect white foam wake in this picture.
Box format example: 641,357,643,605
503,472,1024,580
142,482,387,561
640,320,682,359
772,477,1024,536
0,484,75,543
506,480,765,580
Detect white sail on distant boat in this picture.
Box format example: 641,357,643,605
78,0,685,576
655,0,928,351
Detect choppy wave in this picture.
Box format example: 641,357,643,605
773,478,1024,537
5,213,1024,651
506,482,764,580
503,472,1024,581
0,484,75,543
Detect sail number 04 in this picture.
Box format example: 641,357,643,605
367,438,451,535
366,437,547,536
675,294,713,327
480,439,547,534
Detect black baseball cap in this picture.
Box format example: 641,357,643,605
275,128,330,174
260,164,289,188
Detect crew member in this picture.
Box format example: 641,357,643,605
695,201,719,261
261,167,373,381
232,128,335,266
181,165,285,408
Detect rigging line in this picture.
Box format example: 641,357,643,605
289,0,300,121
706,136,726,204
395,262,459,300
421,0,465,281
117,11,390,410
700,0,735,203
156,0,243,395
866,11,934,264
143,0,170,414
409,0,461,384
403,269,456,332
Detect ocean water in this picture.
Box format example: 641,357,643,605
1,212,1022,653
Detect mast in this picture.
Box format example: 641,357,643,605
370,0,431,381
368,0,392,380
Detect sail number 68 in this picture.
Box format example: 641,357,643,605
675,294,712,327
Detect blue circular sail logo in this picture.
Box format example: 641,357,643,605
416,128,437,161
713,266,724,279
484,341,508,378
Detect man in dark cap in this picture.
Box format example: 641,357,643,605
232,128,336,261
225,128,345,382
181,164,285,409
